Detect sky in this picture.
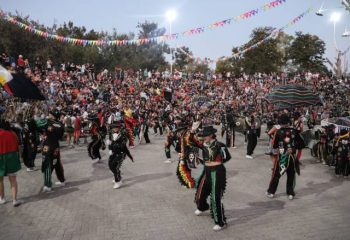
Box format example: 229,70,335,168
1,0,350,69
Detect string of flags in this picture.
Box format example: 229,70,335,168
0,0,287,47
232,7,314,58
176,8,313,65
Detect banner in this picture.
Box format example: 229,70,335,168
0,0,287,46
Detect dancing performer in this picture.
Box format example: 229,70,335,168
176,123,196,189
88,116,105,162
221,106,237,148
107,121,134,189
41,109,66,192
124,107,135,148
164,116,177,163
245,111,258,159
192,126,231,231
334,129,350,178
22,118,38,171
266,114,303,200
293,112,303,163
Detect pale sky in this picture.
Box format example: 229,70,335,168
1,0,350,69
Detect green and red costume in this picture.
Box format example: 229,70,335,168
0,129,21,176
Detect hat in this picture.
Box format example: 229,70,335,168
49,109,60,120
340,129,349,135
278,114,290,125
110,121,123,129
175,123,188,132
198,125,217,137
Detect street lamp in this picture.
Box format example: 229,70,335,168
330,12,342,51
166,9,177,75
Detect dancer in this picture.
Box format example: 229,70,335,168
41,109,66,192
107,121,134,189
176,123,196,189
266,114,303,200
245,111,258,159
88,116,105,162
22,118,38,171
334,129,350,178
192,126,231,231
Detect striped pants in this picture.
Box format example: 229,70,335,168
195,165,226,227
42,149,65,187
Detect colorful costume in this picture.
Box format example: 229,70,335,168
334,130,350,177
0,129,21,177
177,129,195,188
267,127,303,197
192,127,231,228
124,114,135,147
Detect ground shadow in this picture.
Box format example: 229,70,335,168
226,200,285,225
122,172,173,187
20,178,90,204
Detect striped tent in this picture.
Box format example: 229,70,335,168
266,84,323,108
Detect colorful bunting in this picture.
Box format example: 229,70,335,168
0,0,287,47
232,7,313,58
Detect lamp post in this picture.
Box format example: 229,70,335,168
166,9,177,75
330,12,341,51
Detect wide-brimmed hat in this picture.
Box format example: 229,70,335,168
198,125,217,137
278,114,290,125
110,121,123,129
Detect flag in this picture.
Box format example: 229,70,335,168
0,65,45,100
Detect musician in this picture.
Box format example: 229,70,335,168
266,114,303,200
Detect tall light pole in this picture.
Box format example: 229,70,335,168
166,9,176,75
330,12,341,51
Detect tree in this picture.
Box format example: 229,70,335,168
287,32,327,73
174,46,192,70
234,27,285,74
215,57,233,74
0,13,170,71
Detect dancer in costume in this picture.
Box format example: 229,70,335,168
22,118,38,171
293,112,303,163
266,114,303,200
88,116,105,162
245,111,258,159
41,109,66,192
334,129,350,178
221,106,238,148
191,125,231,231
176,123,196,189
107,121,134,189
164,114,177,163
124,107,135,148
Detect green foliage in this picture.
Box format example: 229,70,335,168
0,13,169,71
219,27,328,74
174,46,192,70
287,32,327,73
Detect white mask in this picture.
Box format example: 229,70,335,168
112,133,119,141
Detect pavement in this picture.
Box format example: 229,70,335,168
1,128,350,240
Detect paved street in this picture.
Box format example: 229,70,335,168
1,130,350,240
